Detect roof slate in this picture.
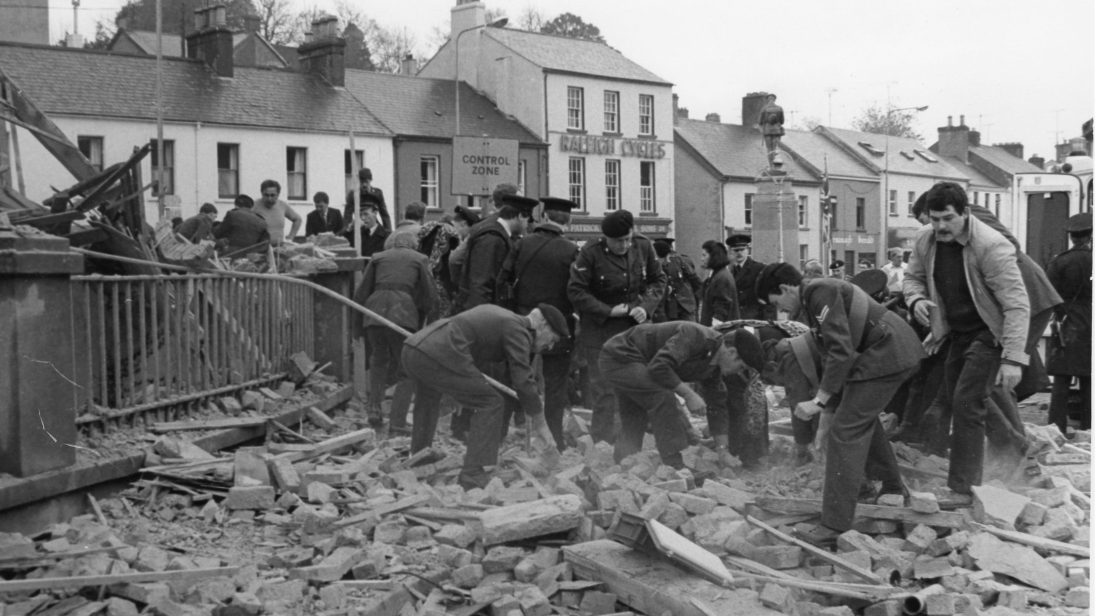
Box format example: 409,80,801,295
486,28,670,85
970,144,1042,175
780,129,876,179
343,70,542,143
0,42,391,135
675,118,816,181
939,155,1004,188
821,126,968,180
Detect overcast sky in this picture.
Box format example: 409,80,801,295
54,0,1093,159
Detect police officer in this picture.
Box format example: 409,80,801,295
568,210,667,443
1046,212,1092,434
727,234,767,319
497,197,580,450
652,238,702,322
458,194,538,312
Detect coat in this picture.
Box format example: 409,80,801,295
600,321,727,403
732,257,767,319
700,265,741,326
213,207,269,255
497,222,578,315
352,246,438,336
177,215,213,243
801,278,925,396
403,305,543,416
904,213,1031,365
458,217,513,311
568,235,667,349
305,208,344,237
357,224,390,258
343,186,392,232
1045,242,1092,375
655,253,703,321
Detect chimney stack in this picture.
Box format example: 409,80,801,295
244,14,261,34
705,113,721,123
1028,154,1045,169
968,130,980,147
298,15,347,87
742,92,770,129
452,1,486,37
65,33,84,48
995,143,1024,159
186,5,234,78
936,112,970,162
400,54,416,76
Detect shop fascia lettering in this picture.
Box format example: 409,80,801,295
559,134,666,159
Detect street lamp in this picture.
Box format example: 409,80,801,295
454,17,508,137
881,105,928,263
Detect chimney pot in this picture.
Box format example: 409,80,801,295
705,113,721,123
117,17,128,30
947,115,952,127
244,14,260,33
193,7,206,31
959,114,965,126
680,108,689,119
400,54,416,76
186,6,234,77
211,5,226,27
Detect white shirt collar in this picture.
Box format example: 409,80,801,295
497,218,511,238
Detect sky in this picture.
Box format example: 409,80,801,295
52,0,1094,159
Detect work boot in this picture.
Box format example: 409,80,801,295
458,467,491,491
796,524,842,548
365,401,384,427
793,443,814,467
713,435,741,470
661,452,686,471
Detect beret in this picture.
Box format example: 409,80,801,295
601,210,634,239
851,269,888,296
537,304,570,339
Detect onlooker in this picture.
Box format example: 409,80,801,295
253,179,302,245
171,216,184,231
417,209,471,318
699,240,739,327
652,238,702,323
343,167,392,234
803,259,825,280
829,260,849,280
213,195,269,255
385,201,427,249
458,194,537,311
177,203,218,243
727,234,766,319
357,196,390,258
305,192,344,237
450,184,518,288
881,247,906,294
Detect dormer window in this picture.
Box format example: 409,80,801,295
858,141,883,156
915,150,938,163
900,151,915,161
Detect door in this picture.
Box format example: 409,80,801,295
1026,191,1071,268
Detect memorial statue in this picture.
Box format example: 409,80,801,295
757,93,785,171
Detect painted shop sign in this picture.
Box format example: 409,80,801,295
558,134,667,159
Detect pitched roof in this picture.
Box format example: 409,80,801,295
820,126,968,180
675,118,816,181
343,70,542,143
938,155,1004,188
485,28,670,85
780,129,876,179
116,30,184,56
970,144,1042,176
0,42,390,135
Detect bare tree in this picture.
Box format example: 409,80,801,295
290,5,327,43
852,104,923,141
370,25,420,73
517,3,548,31
253,0,296,44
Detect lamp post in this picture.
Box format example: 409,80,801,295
881,105,928,263
454,17,508,137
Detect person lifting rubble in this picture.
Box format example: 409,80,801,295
400,303,571,490
598,321,765,470
756,263,925,544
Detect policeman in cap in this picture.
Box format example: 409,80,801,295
458,193,538,311
726,234,767,319
1046,211,1092,433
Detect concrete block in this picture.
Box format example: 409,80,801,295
318,584,347,610
453,564,485,588
186,578,236,604
904,524,938,553
225,486,275,510
579,590,618,615
135,545,170,572
877,494,905,508
1018,501,1049,527
760,583,794,611
864,599,904,616
111,582,171,605
489,594,520,616
668,492,717,515
924,593,956,616
307,406,338,433
240,390,264,412
0,532,36,560
1028,486,1070,508
638,491,670,520
105,598,140,616
971,485,1030,530
306,481,336,504
288,547,364,583
928,531,970,557
1065,586,1090,608
751,545,804,570
657,502,689,529
435,524,478,549
256,579,306,605
840,550,871,570
277,382,296,398
819,608,854,616
515,585,551,616
1030,522,1074,541
218,396,242,415
703,481,753,508
373,521,406,544
996,588,1026,609
267,458,301,493
910,491,940,513
915,557,955,579
483,546,527,573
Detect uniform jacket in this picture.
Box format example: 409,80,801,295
213,207,269,254
904,214,1031,365
700,265,741,326
404,305,543,416
732,257,767,319
358,224,390,258
305,208,344,237
352,246,438,335
177,215,213,243
601,321,727,405
459,217,513,311
568,235,667,348
1045,242,1092,375
343,186,392,232
656,253,702,321
497,222,578,314
801,278,925,395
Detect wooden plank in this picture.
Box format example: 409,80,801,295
0,566,238,593
740,512,888,586
151,417,267,433
971,522,1090,558
755,496,968,529
273,427,375,464
564,541,784,616
330,494,432,531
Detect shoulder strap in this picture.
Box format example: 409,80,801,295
513,235,562,284
848,284,870,349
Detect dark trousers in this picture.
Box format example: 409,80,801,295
401,347,505,470
599,355,690,465
822,367,915,531
583,345,620,444
366,327,411,410
542,351,572,451
1050,375,1092,433
942,329,1002,494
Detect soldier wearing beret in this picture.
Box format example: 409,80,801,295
1046,212,1092,433
401,303,570,489
726,234,768,319
652,238,703,323
568,210,667,443
828,260,850,281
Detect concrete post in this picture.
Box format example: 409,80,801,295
752,174,799,265
310,258,367,384
0,228,84,477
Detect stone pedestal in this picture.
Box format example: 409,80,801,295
0,229,84,477
311,258,366,384
752,174,799,265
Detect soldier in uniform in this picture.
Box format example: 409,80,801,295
457,194,538,312
758,263,925,541
1046,212,1092,433
727,234,767,319
652,238,702,322
829,260,850,280
497,197,580,450
568,210,667,443
401,304,570,489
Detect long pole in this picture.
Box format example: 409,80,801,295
349,130,361,257
155,0,165,219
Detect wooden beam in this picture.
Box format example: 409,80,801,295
739,512,888,586
971,523,1090,558
755,496,968,529
0,566,238,593
151,417,268,433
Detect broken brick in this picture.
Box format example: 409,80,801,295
971,485,1030,530
225,486,275,510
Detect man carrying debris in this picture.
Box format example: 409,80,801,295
213,194,269,256
598,322,765,469
904,182,1030,500
401,304,571,489
177,203,217,243
757,263,924,541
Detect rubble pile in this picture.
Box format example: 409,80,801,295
0,396,1090,616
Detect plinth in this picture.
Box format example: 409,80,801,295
752,173,799,265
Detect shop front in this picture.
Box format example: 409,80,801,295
830,231,879,276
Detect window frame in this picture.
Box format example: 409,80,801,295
638,94,655,136
286,146,307,201
78,136,104,173
567,86,585,131
420,155,440,209
344,149,364,195
798,195,808,228
604,159,620,211
568,157,585,210
639,161,656,213
744,193,753,227
907,190,916,217
856,196,866,230
150,139,175,196
603,90,619,134
888,189,898,216
216,143,239,199
517,159,527,197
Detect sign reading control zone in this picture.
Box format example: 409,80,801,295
452,137,520,196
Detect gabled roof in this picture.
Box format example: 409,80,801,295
820,126,968,180
970,144,1042,176
110,30,184,56
938,155,1004,188
780,129,877,180
484,28,670,85
674,118,816,182
0,42,391,135
344,70,542,143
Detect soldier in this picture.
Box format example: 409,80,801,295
457,194,538,312
401,304,570,489
652,238,702,323
829,260,849,280
497,197,580,450
568,210,667,443
1046,212,1092,433
727,234,767,319
757,263,925,542
599,322,765,468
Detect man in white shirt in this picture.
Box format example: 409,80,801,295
881,247,906,295
254,179,303,245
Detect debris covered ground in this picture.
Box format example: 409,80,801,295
0,381,1090,616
